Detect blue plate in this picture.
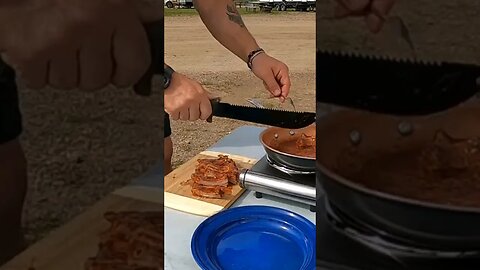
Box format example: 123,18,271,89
191,205,316,270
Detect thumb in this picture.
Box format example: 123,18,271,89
263,74,282,97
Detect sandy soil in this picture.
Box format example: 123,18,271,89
165,12,315,168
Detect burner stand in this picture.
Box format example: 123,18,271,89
239,156,316,212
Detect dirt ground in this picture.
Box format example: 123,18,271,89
165,12,316,168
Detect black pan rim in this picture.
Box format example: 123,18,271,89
317,162,480,214
259,128,316,161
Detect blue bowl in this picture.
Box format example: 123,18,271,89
191,205,316,270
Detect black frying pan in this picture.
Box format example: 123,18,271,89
260,124,316,172
316,104,480,250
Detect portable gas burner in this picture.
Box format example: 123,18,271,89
239,155,316,212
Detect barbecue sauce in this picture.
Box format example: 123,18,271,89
339,130,480,208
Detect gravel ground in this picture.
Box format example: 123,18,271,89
19,82,163,244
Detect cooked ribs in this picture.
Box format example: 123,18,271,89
85,211,163,270
189,155,239,198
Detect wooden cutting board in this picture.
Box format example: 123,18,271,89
0,192,163,270
164,150,257,217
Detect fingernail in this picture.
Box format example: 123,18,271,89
274,89,281,96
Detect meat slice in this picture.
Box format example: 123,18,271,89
419,130,474,175
191,183,223,199
296,133,316,150
191,173,228,187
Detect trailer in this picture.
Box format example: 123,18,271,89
165,0,194,9
257,0,315,11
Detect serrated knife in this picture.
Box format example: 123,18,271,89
207,99,315,129
316,49,480,115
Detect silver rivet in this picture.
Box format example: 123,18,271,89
289,130,295,136
398,121,413,136
274,133,279,139
349,130,361,145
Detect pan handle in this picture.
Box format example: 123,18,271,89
239,169,316,202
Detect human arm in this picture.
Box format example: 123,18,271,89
193,0,291,101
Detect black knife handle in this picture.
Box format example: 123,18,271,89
206,97,222,123
133,20,164,96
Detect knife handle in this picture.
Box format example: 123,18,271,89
206,97,221,123
133,20,164,96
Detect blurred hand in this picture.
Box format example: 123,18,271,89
164,72,213,121
0,0,151,90
334,0,397,33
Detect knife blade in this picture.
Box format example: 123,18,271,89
209,99,315,129
316,49,480,115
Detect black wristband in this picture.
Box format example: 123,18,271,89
164,65,175,90
247,48,265,69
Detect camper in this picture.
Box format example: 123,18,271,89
257,0,315,11
165,0,194,9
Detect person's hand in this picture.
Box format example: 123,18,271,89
164,72,213,121
334,0,397,33
0,0,151,91
250,53,291,102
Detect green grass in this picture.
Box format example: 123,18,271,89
164,7,278,17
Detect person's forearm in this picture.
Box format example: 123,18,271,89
193,0,259,63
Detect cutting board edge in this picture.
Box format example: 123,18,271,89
113,186,164,205
164,192,224,216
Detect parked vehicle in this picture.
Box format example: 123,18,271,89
257,0,315,11
165,0,194,9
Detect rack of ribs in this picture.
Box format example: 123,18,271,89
188,155,239,199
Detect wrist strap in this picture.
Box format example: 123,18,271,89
247,48,265,69
164,65,175,90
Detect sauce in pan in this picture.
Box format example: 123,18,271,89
338,130,480,208
271,133,316,158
